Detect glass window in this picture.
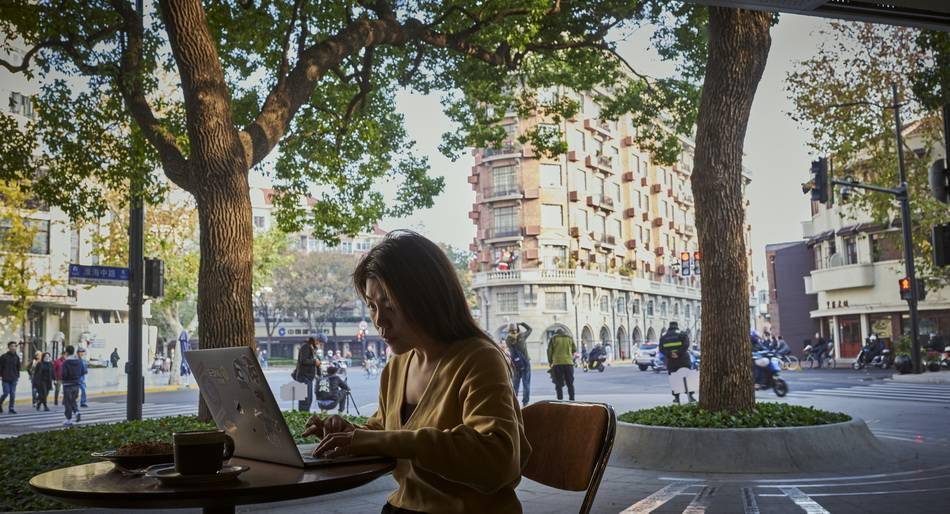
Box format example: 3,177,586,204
576,208,588,231
493,206,519,237
496,290,519,313
685,304,692,318
660,301,668,317
545,291,568,311
70,227,80,264
600,296,609,312
844,236,857,265
612,219,622,237
543,245,567,268
633,299,640,314
584,293,593,311
540,163,562,187
871,231,901,262
253,215,266,229
617,297,626,312
592,175,605,196
647,300,654,316
593,214,606,235
492,165,518,195
573,168,587,192
541,204,563,227
570,129,586,152
611,183,621,203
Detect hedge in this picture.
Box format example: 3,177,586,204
618,402,850,429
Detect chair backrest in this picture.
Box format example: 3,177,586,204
521,401,616,514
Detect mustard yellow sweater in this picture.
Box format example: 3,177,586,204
349,337,530,513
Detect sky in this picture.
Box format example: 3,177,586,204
253,13,832,286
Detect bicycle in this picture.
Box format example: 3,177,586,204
804,346,836,369
363,358,379,378
779,354,800,371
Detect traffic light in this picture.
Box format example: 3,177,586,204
929,158,948,204
144,258,164,298
802,158,829,203
679,251,691,276
934,223,950,267
693,251,701,275
899,277,912,301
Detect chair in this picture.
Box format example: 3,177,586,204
521,400,617,514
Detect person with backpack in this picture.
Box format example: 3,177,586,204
505,322,532,406
316,366,351,414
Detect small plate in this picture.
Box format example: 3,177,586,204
144,464,249,486
92,450,175,472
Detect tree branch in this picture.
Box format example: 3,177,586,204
277,0,306,88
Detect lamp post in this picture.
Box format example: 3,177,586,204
127,0,145,420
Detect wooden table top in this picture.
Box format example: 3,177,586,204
29,457,396,510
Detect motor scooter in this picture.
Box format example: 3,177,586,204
753,351,788,397
853,339,892,370
587,350,607,372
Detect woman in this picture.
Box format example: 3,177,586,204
27,351,42,408
32,352,53,411
303,230,529,514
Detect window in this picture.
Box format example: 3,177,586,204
617,297,626,313
633,299,640,314
592,175,605,196
612,219,622,238
570,129,586,152
341,241,353,253
253,215,266,229
576,208,588,231
685,304,692,318
308,238,319,252
540,163,562,187
545,291,568,311
8,92,34,119
493,206,518,237
70,227,80,264
673,302,680,316
600,296,609,312
1,219,51,254
538,87,557,106
632,154,641,176
593,214,606,236
573,168,587,192
844,236,857,265
496,290,519,313
492,165,518,196
647,300,655,316
871,231,901,262
611,183,621,204
299,235,308,251
584,293,593,311
543,245,567,268
541,204,563,227
660,301,668,317
501,123,517,142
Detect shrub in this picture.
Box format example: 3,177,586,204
0,412,366,512
618,402,850,429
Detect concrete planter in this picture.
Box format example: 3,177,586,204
612,417,894,473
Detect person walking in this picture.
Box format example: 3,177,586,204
296,336,322,412
27,350,42,408
61,345,83,426
110,348,120,368
32,352,53,411
547,328,577,401
0,341,21,414
505,322,532,406
76,347,89,407
53,351,65,405
659,321,694,403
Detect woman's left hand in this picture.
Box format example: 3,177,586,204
311,430,355,458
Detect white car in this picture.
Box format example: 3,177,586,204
635,342,659,371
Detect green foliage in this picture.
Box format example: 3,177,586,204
618,402,850,428
0,411,366,512
252,227,294,339
439,243,477,309
786,22,950,285
273,251,360,334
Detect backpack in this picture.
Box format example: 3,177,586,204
509,344,528,370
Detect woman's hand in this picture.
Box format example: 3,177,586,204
311,431,354,458
301,414,356,439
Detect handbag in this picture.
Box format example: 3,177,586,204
291,365,302,383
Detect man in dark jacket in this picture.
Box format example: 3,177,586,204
316,366,351,413
505,322,532,406
660,322,694,403
110,348,120,368
61,345,83,426
0,341,21,414
296,336,322,411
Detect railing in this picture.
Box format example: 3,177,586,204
486,270,521,281
540,269,576,279
482,143,521,158
489,226,521,238
596,153,613,169
483,185,522,199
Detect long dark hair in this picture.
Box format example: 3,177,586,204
353,230,488,344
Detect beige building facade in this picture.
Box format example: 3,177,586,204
469,89,754,362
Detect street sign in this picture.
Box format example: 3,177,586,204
278,327,286,336
68,264,130,286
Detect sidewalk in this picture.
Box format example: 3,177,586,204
6,367,196,407
890,369,950,384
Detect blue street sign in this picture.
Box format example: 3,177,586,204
278,327,286,336
68,264,130,286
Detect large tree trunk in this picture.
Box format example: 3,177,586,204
693,8,772,413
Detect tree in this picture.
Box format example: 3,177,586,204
252,226,293,356
0,179,60,350
439,243,476,310
787,22,949,286
275,251,359,337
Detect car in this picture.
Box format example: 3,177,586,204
635,342,659,371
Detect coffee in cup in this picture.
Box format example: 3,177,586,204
172,430,235,475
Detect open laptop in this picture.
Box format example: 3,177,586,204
184,346,385,468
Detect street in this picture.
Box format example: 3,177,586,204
3,364,949,513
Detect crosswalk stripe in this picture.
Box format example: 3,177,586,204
741,488,760,514
813,386,950,399
682,486,717,514
0,403,196,428
778,487,830,513
620,481,695,513
799,390,949,404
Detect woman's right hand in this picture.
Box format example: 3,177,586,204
302,414,356,438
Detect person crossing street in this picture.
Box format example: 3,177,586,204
660,322,695,403
0,342,20,414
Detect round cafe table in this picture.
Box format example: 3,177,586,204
29,457,396,514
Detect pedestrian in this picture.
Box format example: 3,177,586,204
813,332,829,368
315,366,351,414
604,342,614,366
53,351,65,405
32,352,53,411
659,321,695,403
505,321,532,406
302,229,528,513
295,336,322,412
27,350,41,407
0,341,21,414
76,347,89,407
110,348,120,368
547,328,576,400
61,345,83,426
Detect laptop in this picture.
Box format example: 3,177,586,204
184,346,385,468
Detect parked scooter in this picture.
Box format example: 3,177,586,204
753,351,788,397
853,336,892,370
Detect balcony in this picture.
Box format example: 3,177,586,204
584,118,612,138
482,185,523,202
586,194,615,212
585,153,615,174
480,143,521,162
485,226,522,242
805,263,875,293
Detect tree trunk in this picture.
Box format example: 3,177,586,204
693,7,772,413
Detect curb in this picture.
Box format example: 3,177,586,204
611,417,895,473
889,371,950,384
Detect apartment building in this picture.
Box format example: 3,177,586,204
469,90,754,362
764,241,819,355
802,121,949,362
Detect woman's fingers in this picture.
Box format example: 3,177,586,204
301,417,325,438
324,415,355,434
311,432,353,458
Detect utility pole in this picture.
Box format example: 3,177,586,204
127,0,145,420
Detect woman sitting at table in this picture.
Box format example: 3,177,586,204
303,230,530,514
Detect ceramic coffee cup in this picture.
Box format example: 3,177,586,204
172,429,235,475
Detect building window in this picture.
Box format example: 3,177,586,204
570,129,586,152
616,297,626,313
600,295,609,313
660,301,668,317
583,293,592,311
299,235,308,251
1,219,50,254
871,231,901,262
685,304,692,318
593,214,606,236
308,238,319,252
633,299,640,314
70,227,80,264
673,302,680,316
540,163,562,187
253,215,266,229
8,92,34,119
573,168,587,192
576,208,588,231
843,236,857,265
541,204,563,227
491,165,518,196
492,206,519,238
496,290,519,313
545,291,568,311
612,219,622,238
542,245,567,268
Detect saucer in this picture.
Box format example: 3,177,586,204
144,464,249,486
